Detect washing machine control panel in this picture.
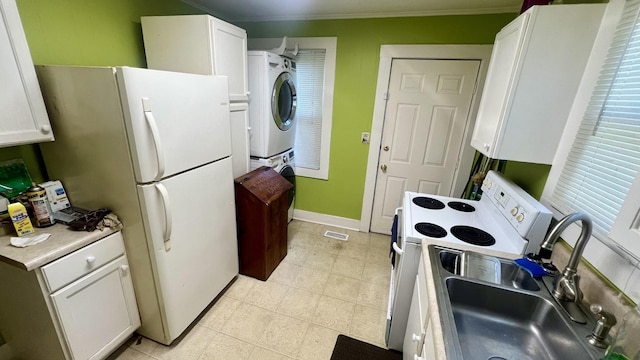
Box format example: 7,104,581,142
283,58,296,71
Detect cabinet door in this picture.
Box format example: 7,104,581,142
403,276,423,360
210,17,248,102
0,0,53,147
470,12,529,158
51,256,140,360
422,319,436,360
230,103,250,178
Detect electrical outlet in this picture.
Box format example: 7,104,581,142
361,132,370,144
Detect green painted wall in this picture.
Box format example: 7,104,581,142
503,161,551,199
0,0,203,185
239,15,518,220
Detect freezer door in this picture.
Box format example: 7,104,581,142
137,158,238,342
117,67,231,183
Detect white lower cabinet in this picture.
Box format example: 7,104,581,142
51,255,139,359
403,256,435,360
0,232,140,360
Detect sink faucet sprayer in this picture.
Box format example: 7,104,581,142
538,212,592,304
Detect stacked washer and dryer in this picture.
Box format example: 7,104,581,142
248,51,298,222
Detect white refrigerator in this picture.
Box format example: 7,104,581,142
37,65,239,345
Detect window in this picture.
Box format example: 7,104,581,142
291,37,336,180
543,0,640,258
294,49,327,173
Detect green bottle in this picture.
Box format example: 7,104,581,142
601,305,640,360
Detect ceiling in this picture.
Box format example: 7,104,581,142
182,0,524,22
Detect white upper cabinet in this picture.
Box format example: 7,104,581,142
471,4,605,164
141,15,249,102
0,0,53,147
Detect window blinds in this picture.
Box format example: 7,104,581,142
551,0,640,235
294,49,326,170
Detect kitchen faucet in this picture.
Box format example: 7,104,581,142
538,212,593,322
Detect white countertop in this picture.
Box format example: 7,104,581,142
0,223,120,271
420,238,521,360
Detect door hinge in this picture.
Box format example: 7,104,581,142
383,92,390,101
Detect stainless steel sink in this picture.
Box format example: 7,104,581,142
439,249,540,291
429,246,605,360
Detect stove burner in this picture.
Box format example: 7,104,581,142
415,222,447,238
448,201,476,212
412,197,445,210
450,225,495,246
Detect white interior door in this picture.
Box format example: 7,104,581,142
370,59,480,234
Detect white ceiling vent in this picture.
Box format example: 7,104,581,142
323,230,349,241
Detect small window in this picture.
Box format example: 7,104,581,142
292,38,336,180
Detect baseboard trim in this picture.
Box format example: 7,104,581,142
292,209,361,231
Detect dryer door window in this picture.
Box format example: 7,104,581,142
272,72,297,131
280,165,296,207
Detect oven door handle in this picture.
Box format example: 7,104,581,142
392,207,404,255
392,242,404,255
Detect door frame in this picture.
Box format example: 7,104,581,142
359,45,493,232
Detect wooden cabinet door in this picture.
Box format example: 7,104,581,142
51,255,140,360
0,0,53,147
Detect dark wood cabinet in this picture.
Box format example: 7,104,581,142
234,166,293,281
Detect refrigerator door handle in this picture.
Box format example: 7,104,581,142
155,183,173,251
142,98,165,181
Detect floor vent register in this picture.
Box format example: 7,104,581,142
323,230,349,241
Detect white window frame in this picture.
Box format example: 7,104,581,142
541,0,640,302
247,36,336,180
290,37,336,180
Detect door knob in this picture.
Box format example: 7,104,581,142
383,146,389,151
380,164,387,173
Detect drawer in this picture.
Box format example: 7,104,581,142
41,232,125,292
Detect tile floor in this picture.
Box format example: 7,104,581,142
109,220,392,360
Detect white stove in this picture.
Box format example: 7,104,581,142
386,170,553,351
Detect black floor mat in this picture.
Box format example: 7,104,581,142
330,335,403,360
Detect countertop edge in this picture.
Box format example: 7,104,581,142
0,224,120,271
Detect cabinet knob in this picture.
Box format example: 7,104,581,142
414,355,423,360
40,124,52,133
412,333,420,342
383,145,389,151
86,256,96,264
483,143,490,151
380,164,387,173
120,265,130,274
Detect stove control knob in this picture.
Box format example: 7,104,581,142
484,179,492,189
516,213,525,222
511,207,518,216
